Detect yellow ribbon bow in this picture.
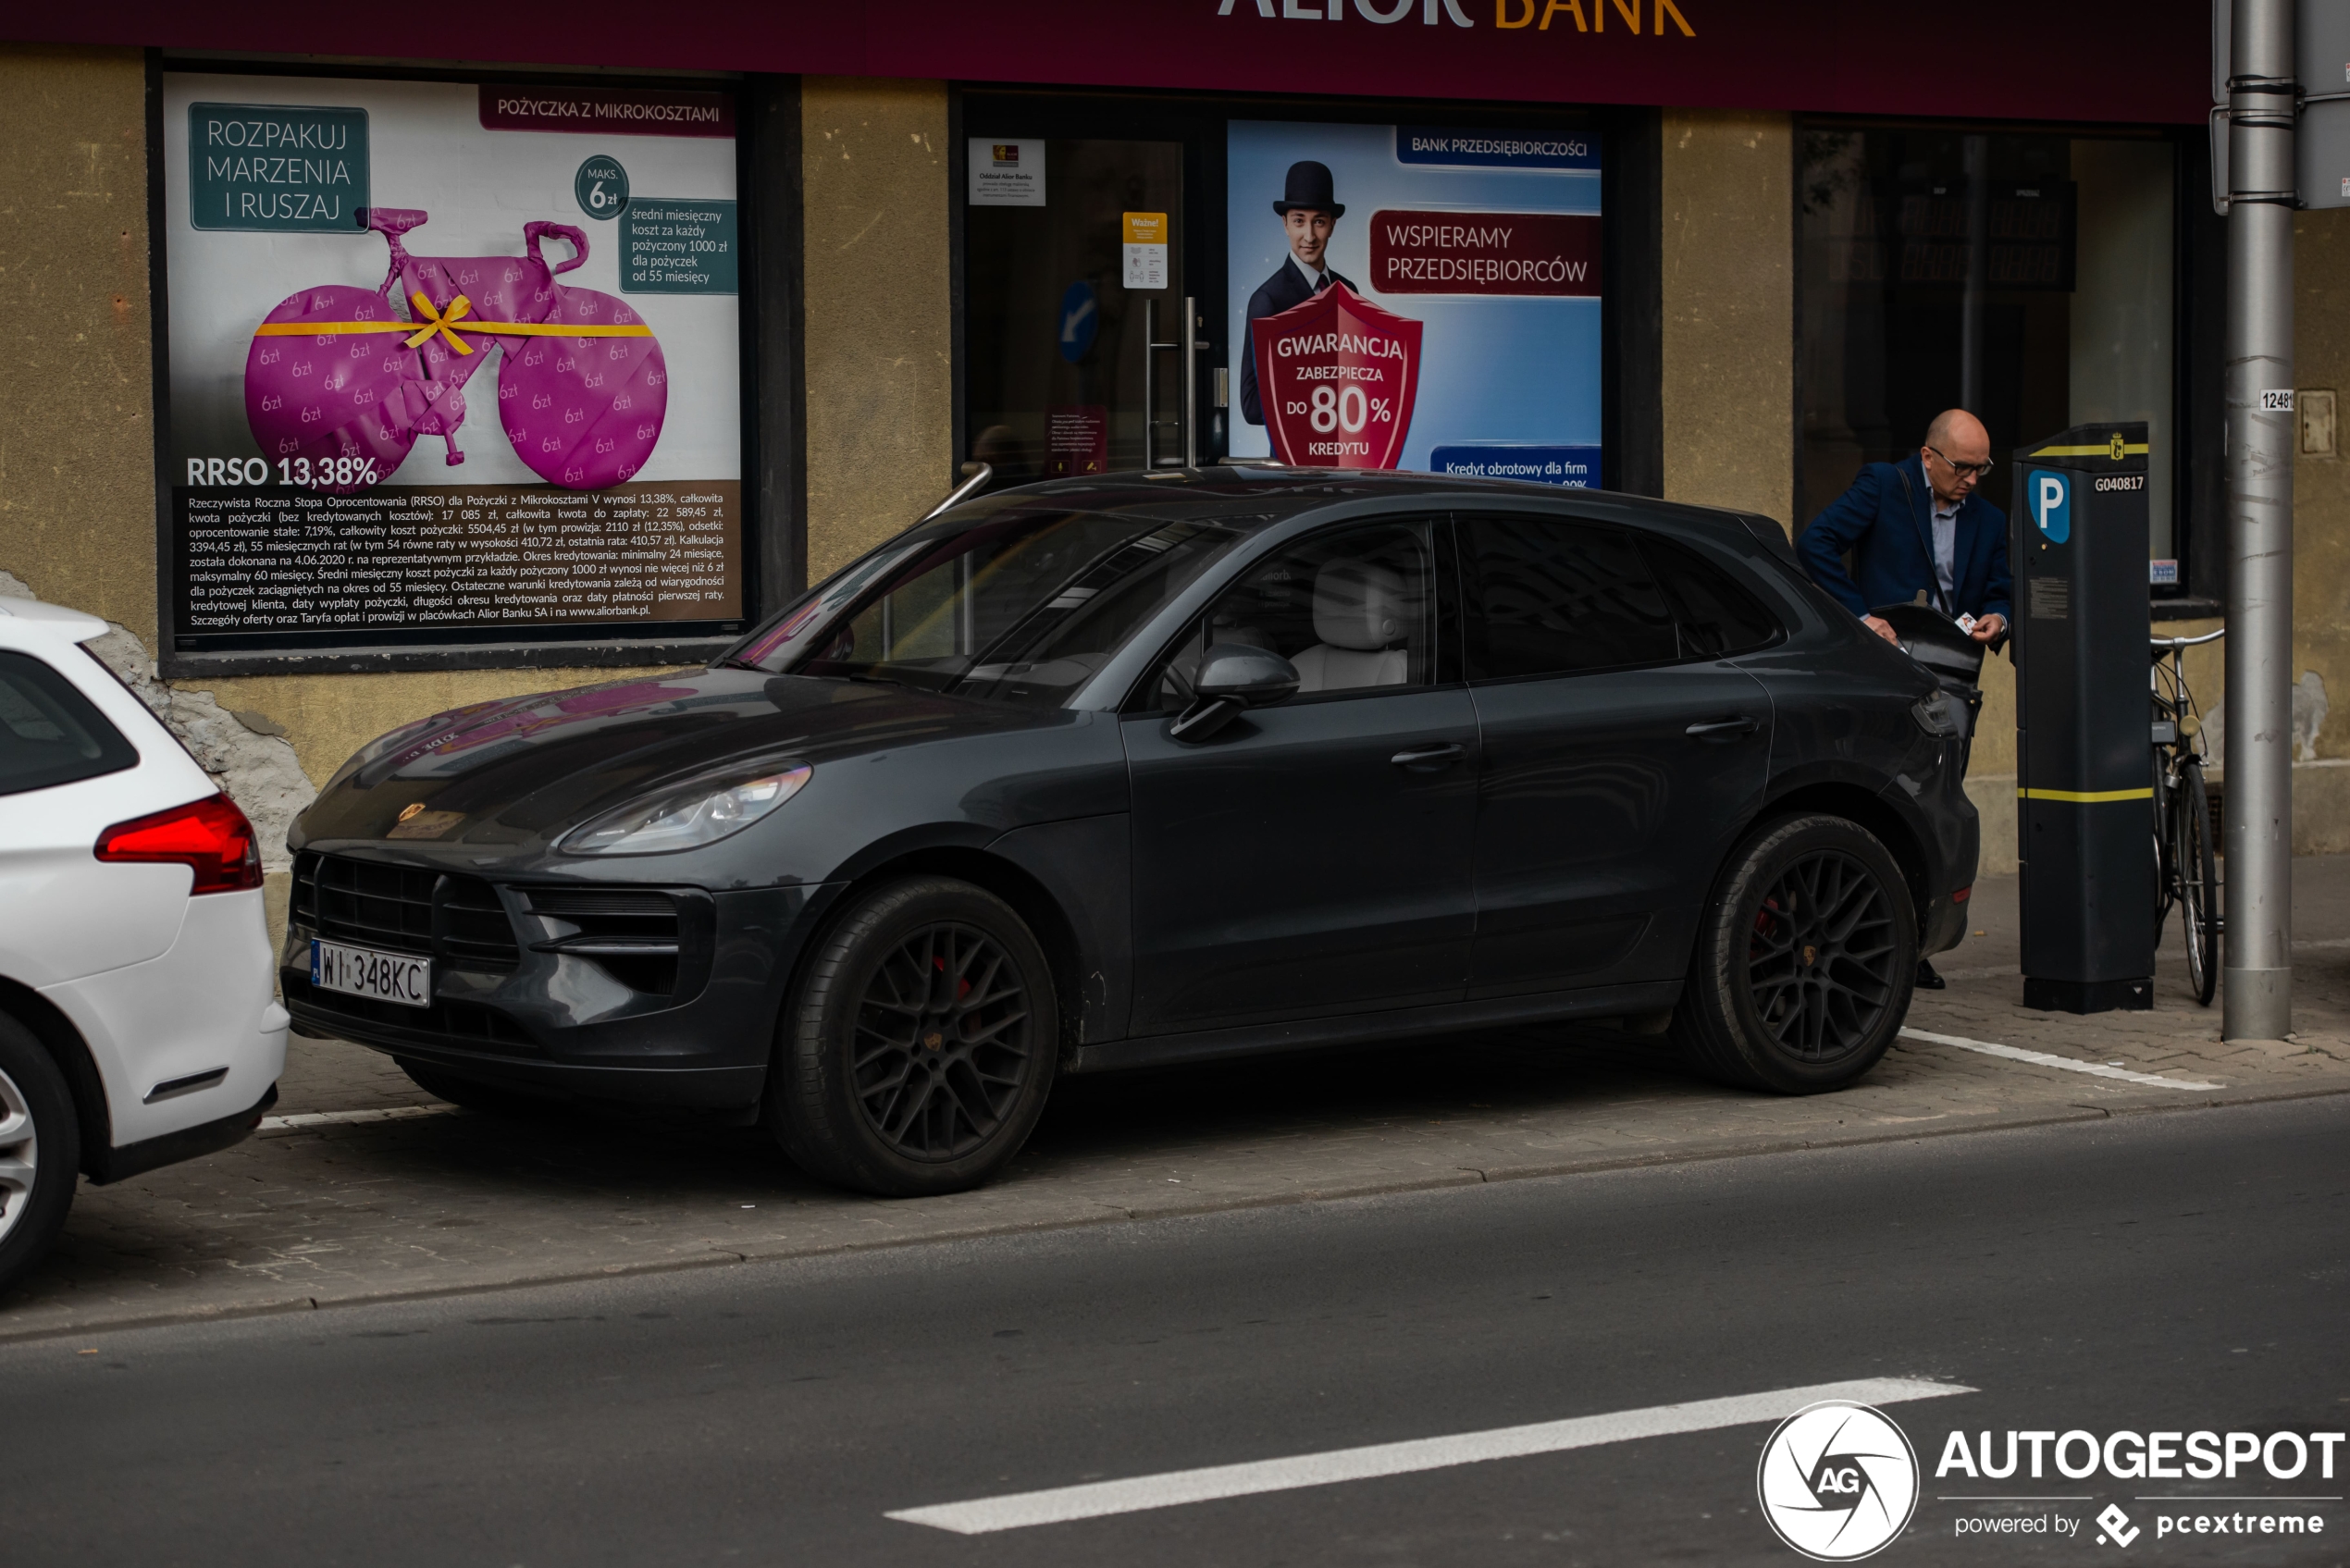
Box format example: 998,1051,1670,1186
403,291,476,355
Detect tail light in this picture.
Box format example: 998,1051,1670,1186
94,793,264,894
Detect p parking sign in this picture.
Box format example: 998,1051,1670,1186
2029,468,2071,543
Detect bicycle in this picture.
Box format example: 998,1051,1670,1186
2151,626,2224,1005
242,207,667,495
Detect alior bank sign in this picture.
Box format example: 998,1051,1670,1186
21,0,2208,125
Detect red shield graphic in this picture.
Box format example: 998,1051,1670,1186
1250,282,1422,470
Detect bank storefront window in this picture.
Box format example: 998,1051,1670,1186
1798,125,2186,591
158,68,754,671
959,94,1607,489
965,136,1189,480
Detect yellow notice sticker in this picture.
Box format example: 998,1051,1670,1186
1123,211,1169,290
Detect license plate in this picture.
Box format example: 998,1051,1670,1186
310,939,432,1008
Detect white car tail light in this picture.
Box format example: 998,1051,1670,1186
94,793,264,894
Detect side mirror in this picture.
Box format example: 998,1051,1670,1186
1168,644,1300,743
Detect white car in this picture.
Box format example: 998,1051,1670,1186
0,597,286,1295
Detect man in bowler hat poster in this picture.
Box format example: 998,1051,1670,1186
1240,160,1356,427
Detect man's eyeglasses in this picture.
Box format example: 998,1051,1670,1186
1925,444,1995,480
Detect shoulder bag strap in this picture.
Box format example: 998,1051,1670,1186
1895,465,1953,616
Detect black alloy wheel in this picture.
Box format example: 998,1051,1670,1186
1676,814,1918,1093
852,921,1033,1160
1746,850,1902,1061
771,876,1058,1196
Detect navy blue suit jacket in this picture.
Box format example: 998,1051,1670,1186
1797,453,2012,624
1240,258,1354,426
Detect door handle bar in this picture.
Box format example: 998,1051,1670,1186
1391,742,1466,769
1685,717,1759,739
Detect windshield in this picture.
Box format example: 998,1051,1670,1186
724,505,1243,707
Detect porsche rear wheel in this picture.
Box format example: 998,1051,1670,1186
1675,814,1917,1093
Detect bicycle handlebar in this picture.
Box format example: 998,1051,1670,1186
2151,627,2226,649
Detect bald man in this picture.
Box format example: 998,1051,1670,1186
1798,409,2011,648
1800,410,2011,989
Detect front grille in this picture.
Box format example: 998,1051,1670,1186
438,875,519,969
525,886,683,995
292,852,521,972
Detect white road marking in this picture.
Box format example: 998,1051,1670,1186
258,1105,458,1130
1898,1027,2222,1091
884,1376,1974,1535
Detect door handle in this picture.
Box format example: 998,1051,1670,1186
1391,742,1466,770
1685,717,1759,741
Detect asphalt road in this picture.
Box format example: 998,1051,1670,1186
11,1098,2346,1567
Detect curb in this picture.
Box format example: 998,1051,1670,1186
6,1080,2345,1346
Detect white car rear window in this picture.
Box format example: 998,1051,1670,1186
0,649,140,796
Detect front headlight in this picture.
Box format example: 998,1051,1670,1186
563,763,813,856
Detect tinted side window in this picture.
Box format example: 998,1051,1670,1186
1144,521,1435,710
0,649,140,796
1459,516,1677,680
1641,537,1785,658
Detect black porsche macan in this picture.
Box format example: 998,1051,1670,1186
283,470,1978,1195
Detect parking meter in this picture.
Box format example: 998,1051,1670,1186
2011,422,2154,1012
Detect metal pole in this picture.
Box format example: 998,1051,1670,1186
2223,0,2296,1040
1143,299,1157,471
1182,295,1199,469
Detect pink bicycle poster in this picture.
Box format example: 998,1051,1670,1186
162,72,745,652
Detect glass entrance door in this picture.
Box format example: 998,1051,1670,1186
965,139,1188,482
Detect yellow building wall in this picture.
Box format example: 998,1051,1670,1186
2294,206,2350,768
799,77,955,581
1659,108,1794,528
0,45,158,644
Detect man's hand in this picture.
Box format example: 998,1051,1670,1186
1862,614,1901,644
1968,612,2007,643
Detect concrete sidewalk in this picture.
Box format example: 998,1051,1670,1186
6,858,2347,1342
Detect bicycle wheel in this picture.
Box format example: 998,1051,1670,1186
2150,759,2175,945
2176,758,2220,1006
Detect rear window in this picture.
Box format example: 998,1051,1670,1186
1460,515,1680,680
0,648,140,796
1640,536,1784,658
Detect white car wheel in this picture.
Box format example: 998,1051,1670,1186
0,1063,37,1245
0,1016,80,1296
